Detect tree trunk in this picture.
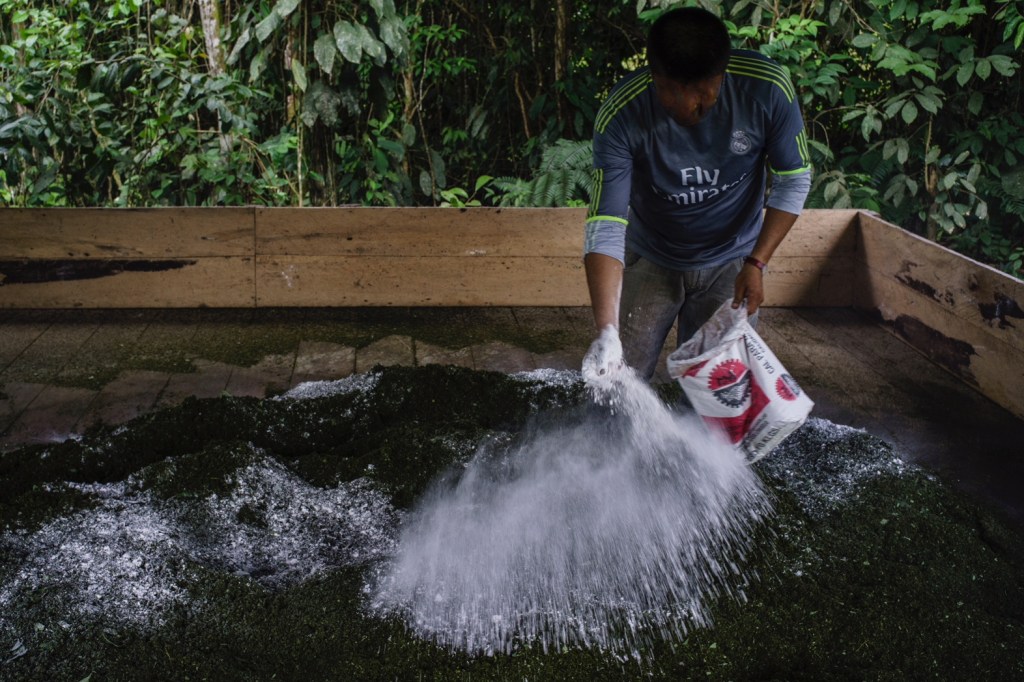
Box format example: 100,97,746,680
197,0,226,77
554,0,569,130
197,0,230,153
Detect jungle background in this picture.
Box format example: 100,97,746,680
1,0,1023,277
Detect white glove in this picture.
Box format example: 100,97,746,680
582,325,624,385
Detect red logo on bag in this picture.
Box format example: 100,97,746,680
708,359,749,407
705,359,770,444
776,374,802,401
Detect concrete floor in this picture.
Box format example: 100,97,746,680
2,306,1022,530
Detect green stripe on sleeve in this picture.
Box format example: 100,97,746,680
585,215,629,225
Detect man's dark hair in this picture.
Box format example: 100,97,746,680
647,6,731,84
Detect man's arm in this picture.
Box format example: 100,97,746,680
732,206,799,314
585,252,624,331
581,251,626,382
583,74,637,380
734,53,813,315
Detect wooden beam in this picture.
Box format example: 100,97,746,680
255,207,585,257
255,255,587,307
1,207,862,308
0,208,255,258
0,257,256,308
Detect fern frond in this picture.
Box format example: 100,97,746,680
538,139,594,172
489,139,594,207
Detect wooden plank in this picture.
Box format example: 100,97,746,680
0,258,256,308
0,209,860,261
0,314,100,383
0,382,45,438
255,255,588,307
0,208,255,258
766,209,858,306
0,207,862,308
255,208,856,306
857,212,1024,353
0,317,49,372
763,255,853,306
862,273,1024,420
255,207,586,257
1,384,98,446
773,208,859,258
255,207,858,259
76,370,170,430
855,213,1024,418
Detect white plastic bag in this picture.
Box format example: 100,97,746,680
666,301,813,462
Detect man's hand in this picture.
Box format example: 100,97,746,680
582,325,624,384
732,262,764,315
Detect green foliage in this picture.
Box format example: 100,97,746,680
0,0,299,205
945,167,1024,277
489,139,593,207
705,0,1024,275
0,0,1022,277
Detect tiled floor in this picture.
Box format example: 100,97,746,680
0,308,593,450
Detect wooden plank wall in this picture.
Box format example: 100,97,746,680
254,208,587,306
855,212,1024,420
0,207,856,308
0,208,256,307
764,208,859,307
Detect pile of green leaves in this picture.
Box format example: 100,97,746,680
1,365,1022,680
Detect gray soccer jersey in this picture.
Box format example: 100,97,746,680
585,49,811,271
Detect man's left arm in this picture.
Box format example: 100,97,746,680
732,205,800,313
734,70,813,314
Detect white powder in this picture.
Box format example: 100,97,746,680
369,370,772,657
758,417,911,519
278,372,381,401
0,449,396,641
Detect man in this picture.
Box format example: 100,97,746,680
581,6,811,384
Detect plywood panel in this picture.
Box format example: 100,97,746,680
763,255,854,307
255,255,588,307
857,213,1024,355
0,207,865,309
765,209,858,306
0,258,255,308
0,208,255,258
255,207,586,257
863,274,1024,420
773,209,859,258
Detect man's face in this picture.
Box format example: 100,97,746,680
653,73,724,127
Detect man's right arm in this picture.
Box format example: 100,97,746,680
584,138,632,330
583,88,635,381
581,218,628,382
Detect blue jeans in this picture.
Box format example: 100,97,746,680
619,251,757,381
